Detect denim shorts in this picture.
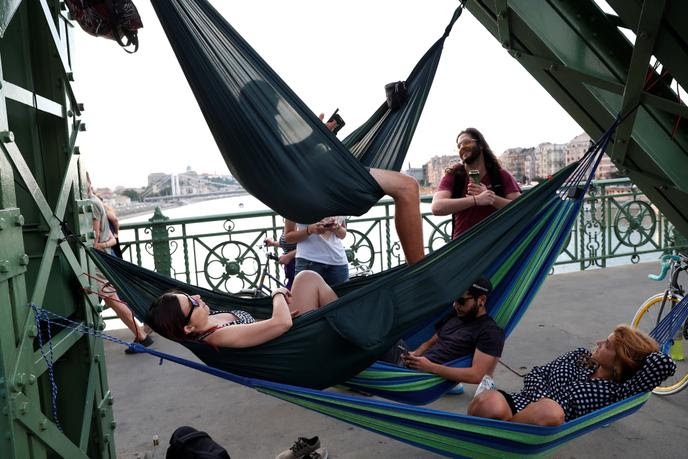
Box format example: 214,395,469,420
295,258,349,286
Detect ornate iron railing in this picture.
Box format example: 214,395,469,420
117,178,687,294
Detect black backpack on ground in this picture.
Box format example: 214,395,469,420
166,426,231,459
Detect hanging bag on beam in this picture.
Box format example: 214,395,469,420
65,0,143,53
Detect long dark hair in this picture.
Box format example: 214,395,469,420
448,127,505,198
147,292,194,342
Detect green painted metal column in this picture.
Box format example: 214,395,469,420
0,1,115,457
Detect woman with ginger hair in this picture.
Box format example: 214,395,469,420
468,325,675,426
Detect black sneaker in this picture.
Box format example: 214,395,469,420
124,335,154,354
275,436,320,459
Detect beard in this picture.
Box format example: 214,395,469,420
461,146,481,165
458,303,480,322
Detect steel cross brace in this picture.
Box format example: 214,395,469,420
610,0,666,167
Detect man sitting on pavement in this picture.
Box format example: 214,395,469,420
383,277,504,390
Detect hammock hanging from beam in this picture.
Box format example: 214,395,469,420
150,0,463,223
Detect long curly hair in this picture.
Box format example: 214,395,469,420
446,127,505,198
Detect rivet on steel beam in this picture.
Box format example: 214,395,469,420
108,396,114,405
28,326,38,338
100,408,107,418
110,421,117,430
27,374,36,385
0,131,15,143
74,146,81,154
103,434,110,444
39,419,48,431
0,260,9,273
77,103,85,111
94,354,100,362
0,218,5,230
95,304,103,313
66,72,75,81
19,254,29,266
79,123,87,132
15,215,24,227
80,235,88,243
67,110,73,117
19,402,28,415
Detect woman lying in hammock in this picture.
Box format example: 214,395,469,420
468,325,675,426
146,271,336,348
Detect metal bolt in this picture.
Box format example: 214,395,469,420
19,402,28,415
0,260,9,273
28,326,38,338
94,354,100,362
27,374,36,385
15,215,24,226
100,408,107,418
77,103,85,111
0,131,14,143
107,396,114,405
19,254,29,266
79,123,87,132
110,421,117,430
39,419,48,431
67,110,73,117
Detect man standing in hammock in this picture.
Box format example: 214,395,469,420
432,128,521,239
384,277,505,387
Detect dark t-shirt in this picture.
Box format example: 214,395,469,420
437,169,520,239
423,314,505,364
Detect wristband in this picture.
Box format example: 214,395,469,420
473,195,477,207
305,225,311,235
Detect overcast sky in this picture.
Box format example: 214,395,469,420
73,0,582,189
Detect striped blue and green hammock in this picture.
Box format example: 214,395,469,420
33,293,686,458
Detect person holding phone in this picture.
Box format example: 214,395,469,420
431,128,521,240
283,216,349,286
382,277,505,389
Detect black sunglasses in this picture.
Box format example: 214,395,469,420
455,295,475,306
183,293,199,324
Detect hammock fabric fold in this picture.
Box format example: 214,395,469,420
151,0,462,223
91,160,578,390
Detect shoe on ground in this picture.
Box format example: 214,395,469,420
275,436,320,459
303,448,328,459
124,335,154,355
446,383,464,395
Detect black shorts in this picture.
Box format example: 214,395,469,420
498,389,517,417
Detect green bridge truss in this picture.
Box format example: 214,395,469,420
0,0,686,457
467,0,688,236
0,1,115,458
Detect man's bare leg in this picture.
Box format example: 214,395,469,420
369,168,424,264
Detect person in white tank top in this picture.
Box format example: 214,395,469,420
283,216,349,285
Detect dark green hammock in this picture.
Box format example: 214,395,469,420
91,161,579,390
150,0,462,223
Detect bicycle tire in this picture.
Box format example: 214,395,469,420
632,292,688,395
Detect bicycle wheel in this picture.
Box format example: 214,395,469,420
632,293,688,395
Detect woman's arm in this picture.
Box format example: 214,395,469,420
333,219,347,239
283,219,316,244
207,292,293,348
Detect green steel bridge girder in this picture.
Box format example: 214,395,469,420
466,0,688,238
1,1,115,458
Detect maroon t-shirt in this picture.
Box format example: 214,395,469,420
438,169,521,239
